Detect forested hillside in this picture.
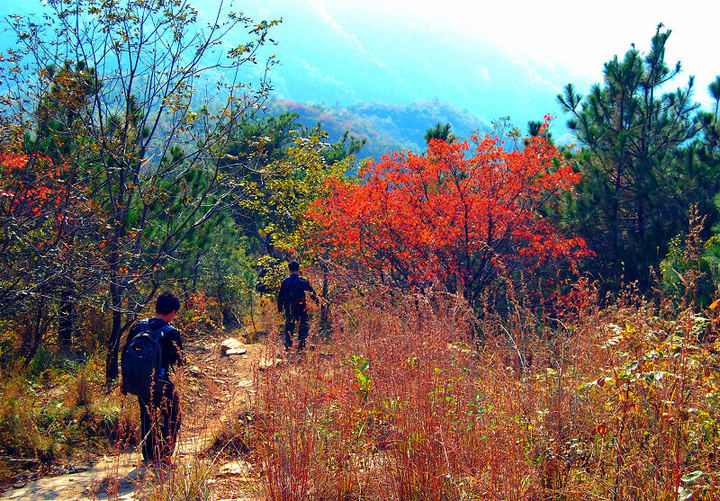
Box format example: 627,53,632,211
1,1,720,499
271,99,489,159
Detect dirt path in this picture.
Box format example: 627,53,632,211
0,334,273,501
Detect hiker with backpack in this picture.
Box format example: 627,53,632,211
121,292,184,467
277,261,318,352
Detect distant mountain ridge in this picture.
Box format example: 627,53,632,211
270,99,490,161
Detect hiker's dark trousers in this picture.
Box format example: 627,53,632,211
284,311,309,350
138,378,180,464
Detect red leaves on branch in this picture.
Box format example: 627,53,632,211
0,152,95,251
307,121,591,300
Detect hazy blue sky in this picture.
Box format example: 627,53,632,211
236,0,720,139
3,0,719,140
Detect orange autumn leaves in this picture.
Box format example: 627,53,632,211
1,153,94,213
0,153,96,251
307,123,591,298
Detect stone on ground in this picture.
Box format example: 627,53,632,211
220,338,248,356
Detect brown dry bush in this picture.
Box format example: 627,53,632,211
246,292,538,499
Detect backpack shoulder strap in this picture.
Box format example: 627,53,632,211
154,323,177,372
126,320,150,350
134,319,151,333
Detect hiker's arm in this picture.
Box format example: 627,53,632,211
306,282,319,303
277,283,285,312
178,335,186,366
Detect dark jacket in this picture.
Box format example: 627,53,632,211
277,274,317,316
123,318,184,375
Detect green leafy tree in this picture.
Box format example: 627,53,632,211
658,79,720,301
229,130,358,333
222,114,363,258
218,114,364,333
320,130,366,165
220,113,306,256
232,133,355,262
221,113,303,173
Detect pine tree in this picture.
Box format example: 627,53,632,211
557,26,700,288
709,76,720,121
424,122,454,144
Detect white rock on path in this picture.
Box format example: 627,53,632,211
220,338,248,356
219,460,254,476
258,357,287,370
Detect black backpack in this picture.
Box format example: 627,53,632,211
285,276,307,315
121,320,170,398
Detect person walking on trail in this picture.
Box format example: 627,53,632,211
277,261,318,351
121,292,184,467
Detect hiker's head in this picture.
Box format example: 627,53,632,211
288,261,300,274
156,292,181,320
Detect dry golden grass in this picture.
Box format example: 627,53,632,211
228,286,720,500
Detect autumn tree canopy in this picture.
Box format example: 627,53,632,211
308,122,591,305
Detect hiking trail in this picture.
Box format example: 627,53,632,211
0,334,272,501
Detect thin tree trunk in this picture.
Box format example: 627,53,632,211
22,298,47,368
58,296,74,352
320,264,330,337
105,282,124,383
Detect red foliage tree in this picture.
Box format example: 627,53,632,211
308,121,591,305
